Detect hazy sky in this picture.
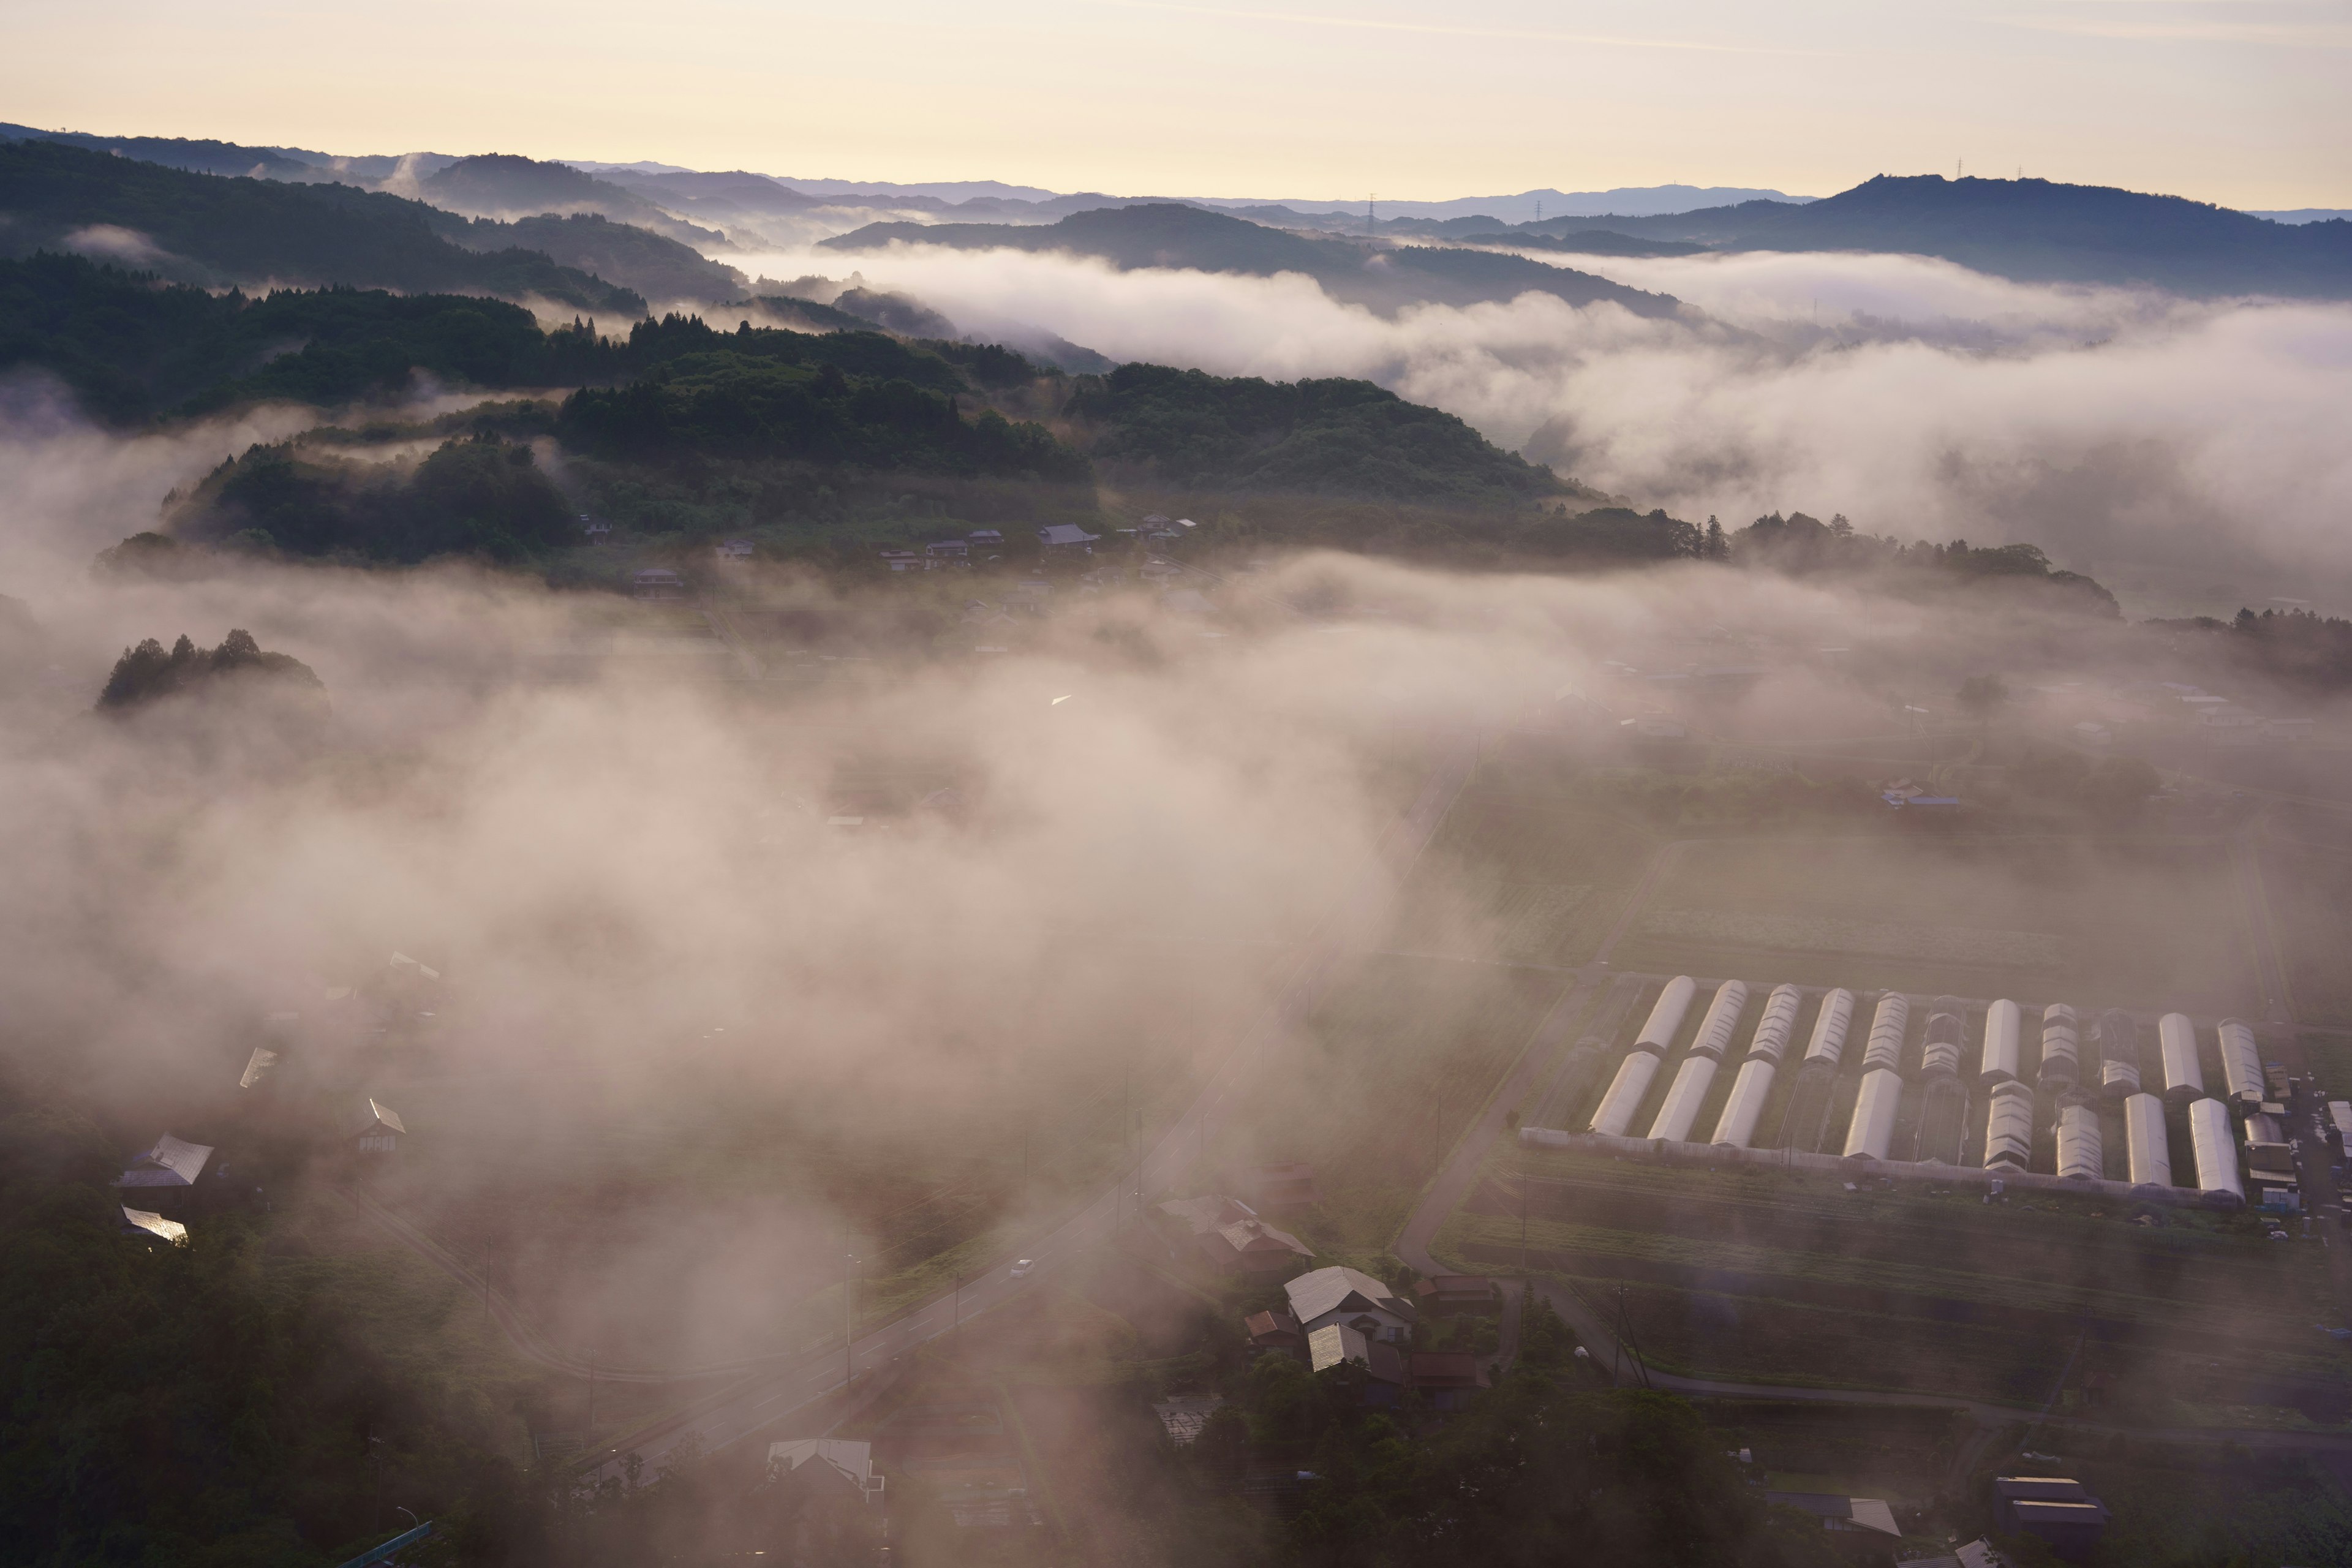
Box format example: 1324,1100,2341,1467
3,0,2346,206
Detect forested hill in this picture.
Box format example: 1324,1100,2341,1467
0,139,644,313
1525,175,2352,296
1066,363,1562,505
824,203,1684,318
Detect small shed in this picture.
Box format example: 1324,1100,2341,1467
115,1134,215,1216
340,1098,407,1155
1412,1275,1499,1316
1405,1351,1480,1411
120,1207,189,1247
1244,1308,1305,1355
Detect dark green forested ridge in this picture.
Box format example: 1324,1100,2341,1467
1065,362,1563,504
0,138,643,313
0,255,989,422
96,627,323,710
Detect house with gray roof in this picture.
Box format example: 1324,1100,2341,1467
1284,1265,1415,1343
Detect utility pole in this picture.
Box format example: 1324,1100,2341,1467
587,1355,595,1426
844,1251,858,1389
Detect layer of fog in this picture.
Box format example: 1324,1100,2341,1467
720,238,2352,598
2,386,2178,1361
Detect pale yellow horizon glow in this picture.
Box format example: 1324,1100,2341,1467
1,0,2346,208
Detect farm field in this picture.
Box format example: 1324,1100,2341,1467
1608,835,2256,1012
1385,788,1659,966
2256,835,2352,1027
372,940,1291,1370
1433,1147,2351,1417
1207,950,1570,1273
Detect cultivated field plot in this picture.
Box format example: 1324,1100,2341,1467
1216,951,1568,1271
1438,1148,2349,1415
377,943,1287,1368
2257,838,2352,1028
1387,791,1658,965
1610,836,2255,1011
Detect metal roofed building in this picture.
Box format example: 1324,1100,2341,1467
116,1133,214,1193
1306,1322,1403,1402
339,1098,407,1155
1036,524,1100,551
767,1439,886,1503
1285,1265,1417,1342
120,1206,189,1246
1992,1476,2109,1556
1157,1195,1314,1274
1764,1492,1902,1539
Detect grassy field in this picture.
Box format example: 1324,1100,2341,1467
1433,1145,2351,1416
1607,835,2256,1012
1202,950,1569,1275
1385,787,1659,966
2257,836,2352,1028
374,941,1292,1369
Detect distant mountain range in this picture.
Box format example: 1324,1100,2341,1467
1496,176,2352,296
4,119,2346,305
820,203,1684,318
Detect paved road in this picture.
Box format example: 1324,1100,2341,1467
570,732,1486,1480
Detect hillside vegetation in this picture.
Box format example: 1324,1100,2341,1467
0,139,643,312
823,202,1683,318
1066,363,1563,505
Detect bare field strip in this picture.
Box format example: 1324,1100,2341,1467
1438,1150,2348,1410
1611,835,2256,1013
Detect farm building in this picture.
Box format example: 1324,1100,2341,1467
2097,1010,2142,1098
2038,1005,2080,1088
1763,1492,1902,1543
1843,1069,1902,1161
1307,1324,1403,1404
2057,1102,2105,1180
631,567,687,598
1647,1053,1719,1142
1912,1076,1969,1164
1245,1309,1306,1354
113,1134,216,1218
2187,1097,2245,1205
1982,1081,2035,1172
767,1439,886,1504
1413,1276,1498,1315
1689,981,1749,1058
1157,1195,1314,1274
238,1046,279,1091
339,1098,407,1156
1979,999,2021,1083
2217,1019,2264,1104
1285,1266,1415,1343
1589,1050,1664,1137
1711,1057,1778,1149
1648,981,1745,1140
1804,988,1856,1066
1036,524,1101,552
1777,1055,1844,1155
2124,1092,2173,1189
119,1207,188,1247
1861,993,1909,1075
1747,984,1802,1063
1991,1477,2109,1557
1636,976,1697,1050
1407,1351,1482,1411
2157,1012,2204,1102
